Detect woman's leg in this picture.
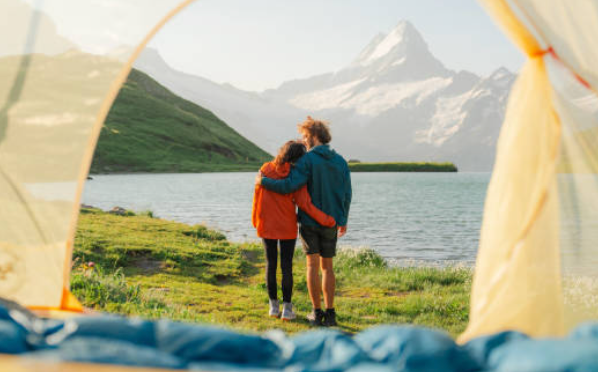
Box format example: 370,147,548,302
263,239,278,301
279,239,296,303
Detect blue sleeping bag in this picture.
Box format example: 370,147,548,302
1,298,597,371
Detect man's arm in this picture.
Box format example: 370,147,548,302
259,156,310,194
338,165,352,237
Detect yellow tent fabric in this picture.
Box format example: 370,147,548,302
0,0,196,312
461,0,598,341
0,355,177,372
512,0,598,93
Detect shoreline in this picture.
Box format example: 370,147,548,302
82,204,476,269
88,162,459,175
349,162,457,172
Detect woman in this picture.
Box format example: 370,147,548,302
252,141,335,321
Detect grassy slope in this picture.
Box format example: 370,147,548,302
72,209,471,336
348,162,458,172
91,69,271,173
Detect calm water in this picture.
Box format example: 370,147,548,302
82,172,490,263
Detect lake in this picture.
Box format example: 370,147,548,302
82,172,490,264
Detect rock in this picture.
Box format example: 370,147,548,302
109,206,129,216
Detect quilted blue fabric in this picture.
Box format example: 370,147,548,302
1,300,598,371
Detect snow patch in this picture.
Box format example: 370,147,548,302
485,67,514,89
366,31,402,63
490,67,510,80
290,77,452,117
289,78,367,111
416,90,474,146
343,77,452,116
392,57,406,67
361,23,409,66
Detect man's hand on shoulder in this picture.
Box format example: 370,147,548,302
338,225,347,238
255,171,263,186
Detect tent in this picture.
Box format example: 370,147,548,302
0,0,597,370
461,0,598,341
0,0,196,315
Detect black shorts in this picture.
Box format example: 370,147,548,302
299,224,338,258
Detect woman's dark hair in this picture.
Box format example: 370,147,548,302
274,140,307,166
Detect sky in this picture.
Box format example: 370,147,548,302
21,0,179,55
149,0,525,92
21,0,524,93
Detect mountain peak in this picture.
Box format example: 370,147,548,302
134,47,170,71
351,20,430,68
392,20,419,37
480,66,515,90
488,66,513,80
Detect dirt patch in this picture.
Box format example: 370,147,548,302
186,306,211,313
338,290,371,298
150,287,171,293
214,274,231,285
386,291,409,298
241,250,259,263
132,258,164,273
126,249,153,258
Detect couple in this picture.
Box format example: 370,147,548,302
252,116,352,327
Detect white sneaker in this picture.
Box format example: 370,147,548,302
281,302,296,321
269,299,280,318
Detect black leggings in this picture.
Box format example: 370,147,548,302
263,239,296,303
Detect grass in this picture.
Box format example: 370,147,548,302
72,208,471,337
91,69,271,174
348,162,458,172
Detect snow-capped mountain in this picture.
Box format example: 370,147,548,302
262,21,516,170
135,20,515,171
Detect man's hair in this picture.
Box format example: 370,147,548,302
274,140,307,166
298,116,331,144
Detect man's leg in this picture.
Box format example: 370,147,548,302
319,226,338,326
320,257,335,309
306,253,321,310
300,224,326,326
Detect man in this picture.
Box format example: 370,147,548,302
255,116,352,327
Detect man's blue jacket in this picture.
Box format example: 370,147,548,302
261,144,352,227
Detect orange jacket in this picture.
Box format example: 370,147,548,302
252,161,336,240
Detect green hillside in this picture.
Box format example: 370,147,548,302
91,69,271,173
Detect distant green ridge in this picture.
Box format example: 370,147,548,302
348,162,458,172
91,69,271,173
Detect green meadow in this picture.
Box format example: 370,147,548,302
72,208,471,337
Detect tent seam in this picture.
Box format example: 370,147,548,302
59,0,199,311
